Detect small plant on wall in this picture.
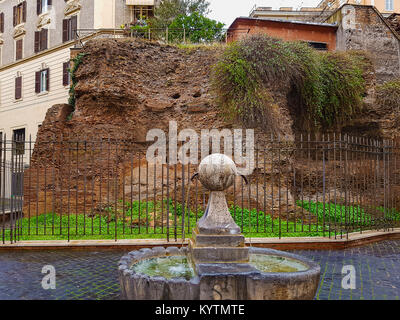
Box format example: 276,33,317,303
68,52,89,114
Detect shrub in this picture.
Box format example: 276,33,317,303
211,35,370,130
376,78,400,110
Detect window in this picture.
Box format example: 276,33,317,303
12,128,25,155
0,12,4,33
12,128,25,194
35,68,49,93
37,0,52,15
62,62,71,86
15,39,23,60
308,41,328,51
34,29,48,53
62,15,77,42
132,5,154,21
13,1,26,26
15,76,22,100
386,0,394,11
12,170,23,196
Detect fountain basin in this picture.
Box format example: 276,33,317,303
118,246,320,300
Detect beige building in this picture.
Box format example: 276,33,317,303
317,0,400,16
0,0,158,144
249,6,333,22
250,0,399,22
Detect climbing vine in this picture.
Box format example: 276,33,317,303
68,52,89,112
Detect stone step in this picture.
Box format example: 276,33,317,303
189,239,249,263
192,231,245,248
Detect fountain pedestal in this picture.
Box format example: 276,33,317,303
188,191,249,264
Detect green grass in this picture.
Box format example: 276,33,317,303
297,201,400,230
1,200,398,241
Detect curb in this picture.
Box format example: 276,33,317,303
0,229,399,251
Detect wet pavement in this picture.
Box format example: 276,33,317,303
0,240,399,300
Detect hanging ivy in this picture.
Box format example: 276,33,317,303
68,52,89,113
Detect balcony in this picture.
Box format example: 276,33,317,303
126,0,155,5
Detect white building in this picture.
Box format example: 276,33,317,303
0,0,158,143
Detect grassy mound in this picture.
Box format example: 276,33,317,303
211,35,370,131
376,78,400,110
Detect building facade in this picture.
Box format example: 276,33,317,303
317,0,400,16
249,6,333,22
249,0,399,23
227,17,337,51
327,4,400,82
0,0,158,144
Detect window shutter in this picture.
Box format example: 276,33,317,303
44,28,48,50
16,39,23,60
0,13,4,33
35,71,41,93
63,62,70,86
34,31,40,53
71,15,78,40
46,68,50,91
40,30,45,51
15,77,22,100
41,29,48,51
22,1,27,23
37,0,41,15
62,19,69,42
13,6,16,26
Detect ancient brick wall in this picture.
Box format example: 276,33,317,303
329,4,400,83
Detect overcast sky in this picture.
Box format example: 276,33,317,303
207,0,321,27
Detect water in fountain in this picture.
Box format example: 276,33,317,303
132,256,195,280
249,254,308,273
131,253,308,281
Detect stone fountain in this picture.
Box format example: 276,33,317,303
118,154,320,300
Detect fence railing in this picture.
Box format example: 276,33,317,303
1,134,400,244
74,27,257,48
74,28,331,51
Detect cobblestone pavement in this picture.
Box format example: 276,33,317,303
0,240,399,300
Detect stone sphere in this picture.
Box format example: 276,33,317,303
198,154,237,191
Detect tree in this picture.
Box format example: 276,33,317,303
168,12,225,43
184,0,210,16
152,0,211,29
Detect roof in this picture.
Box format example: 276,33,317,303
227,16,338,31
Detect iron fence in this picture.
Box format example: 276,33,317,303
74,27,264,48
1,134,400,244
73,28,331,52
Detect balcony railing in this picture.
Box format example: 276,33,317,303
126,0,155,5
